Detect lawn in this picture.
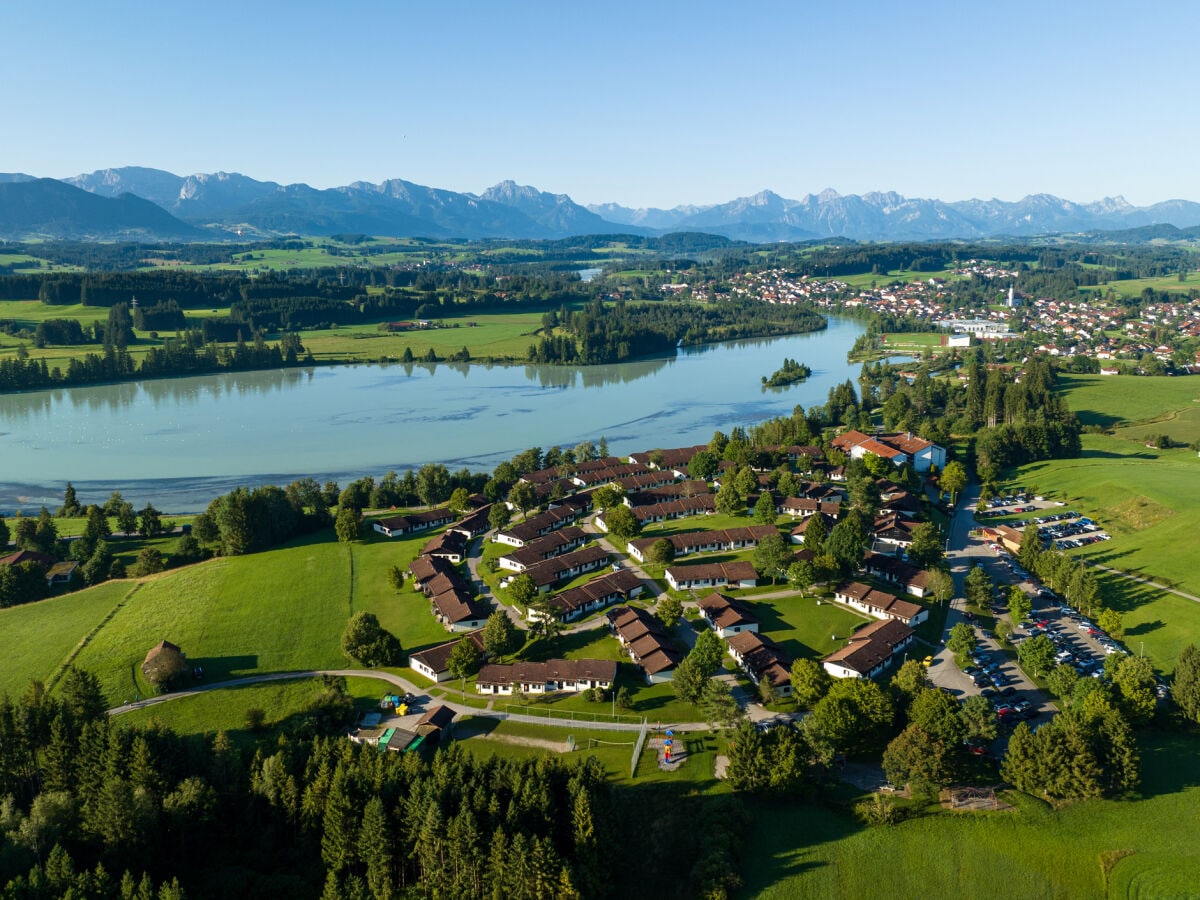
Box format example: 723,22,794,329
0,580,130,697
742,729,1200,899
454,716,727,787
745,594,871,661
113,674,385,747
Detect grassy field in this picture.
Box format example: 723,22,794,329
743,729,1200,898
114,674,386,746
1059,373,1200,442
746,594,870,661
0,580,131,697
455,716,727,787
1003,368,1200,671
1089,269,1200,298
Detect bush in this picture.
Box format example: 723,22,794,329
854,794,904,826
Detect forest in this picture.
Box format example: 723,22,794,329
0,670,747,899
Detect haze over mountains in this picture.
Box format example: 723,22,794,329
2,166,1200,243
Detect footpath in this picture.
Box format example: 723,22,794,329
108,667,714,732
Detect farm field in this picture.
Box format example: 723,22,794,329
1087,269,1200,297
743,730,1200,899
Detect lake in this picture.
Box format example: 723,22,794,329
0,317,866,512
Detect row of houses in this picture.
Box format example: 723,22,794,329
537,568,644,623
494,503,586,547
499,544,611,593
607,606,682,683
476,658,617,695
409,555,491,632
832,581,929,627
696,592,758,640
727,631,792,697
626,524,779,563
497,526,588,572
664,560,758,592
606,494,716,527
822,618,915,680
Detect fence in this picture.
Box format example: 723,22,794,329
630,718,649,778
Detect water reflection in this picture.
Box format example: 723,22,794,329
0,319,865,511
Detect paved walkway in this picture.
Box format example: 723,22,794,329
107,668,716,732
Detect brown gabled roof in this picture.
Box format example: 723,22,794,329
408,631,485,674
476,658,617,687
696,592,757,630
0,549,55,569
823,618,914,675
431,589,490,624
416,704,456,730
665,560,757,585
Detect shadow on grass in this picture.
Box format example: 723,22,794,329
1136,729,1200,797
523,628,614,662
186,654,260,682
1125,619,1165,636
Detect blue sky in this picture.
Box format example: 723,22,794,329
4,0,1197,208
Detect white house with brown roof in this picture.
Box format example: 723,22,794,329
833,581,928,626
726,631,792,696
408,631,486,682
822,618,915,679
696,592,759,640
665,561,757,591
475,658,617,695
830,430,946,473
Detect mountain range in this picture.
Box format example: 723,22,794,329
1,166,1199,244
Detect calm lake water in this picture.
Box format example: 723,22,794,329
0,317,866,512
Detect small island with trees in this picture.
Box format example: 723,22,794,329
762,357,812,388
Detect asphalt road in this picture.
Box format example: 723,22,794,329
926,484,1058,737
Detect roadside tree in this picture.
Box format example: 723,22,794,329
790,658,831,709
341,612,403,666
1008,586,1032,625
786,560,815,596
1171,644,1200,724
940,461,967,505
924,568,954,606
906,522,944,569
946,622,977,660
1017,633,1056,678
959,694,998,742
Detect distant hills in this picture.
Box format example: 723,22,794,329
1,166,1199,243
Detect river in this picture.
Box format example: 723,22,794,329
0,317,866,512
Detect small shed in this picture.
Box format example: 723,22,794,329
141,641,188,684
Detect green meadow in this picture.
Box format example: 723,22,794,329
995,374,1200,671
743,730,1200,899
115,674,387,747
